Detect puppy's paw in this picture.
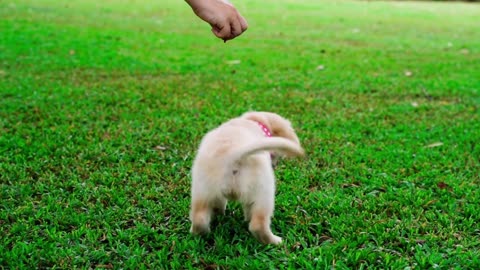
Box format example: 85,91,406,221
250,229,283,245
269,235,282,245
190,223,210,235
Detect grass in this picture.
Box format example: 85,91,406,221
1,0,479,268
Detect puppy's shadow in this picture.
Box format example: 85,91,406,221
212,204,244,228
205,204,252,244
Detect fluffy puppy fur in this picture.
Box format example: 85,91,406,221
190,111,304,244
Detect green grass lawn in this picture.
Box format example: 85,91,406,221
1,0,479,268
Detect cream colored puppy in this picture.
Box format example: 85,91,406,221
190,111,304,244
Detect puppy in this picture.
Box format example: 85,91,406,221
190,111,304,244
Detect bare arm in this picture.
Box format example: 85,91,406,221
185,0,248,41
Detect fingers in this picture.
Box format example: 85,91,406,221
239,14,248,33
211,23,231,40
228,13,248,40
212,15,248,42
230,19,243,37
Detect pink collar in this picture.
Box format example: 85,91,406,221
256,121,272,137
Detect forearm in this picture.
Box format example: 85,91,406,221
185,0,213,10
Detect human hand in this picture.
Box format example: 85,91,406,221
186,0,248,41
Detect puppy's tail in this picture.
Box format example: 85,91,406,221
227,137,304,165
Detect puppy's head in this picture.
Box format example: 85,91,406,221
241,111,301,146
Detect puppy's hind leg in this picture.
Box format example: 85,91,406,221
248,206,282,245
242,202,253,221
247,167,282,244
190,198,213,235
